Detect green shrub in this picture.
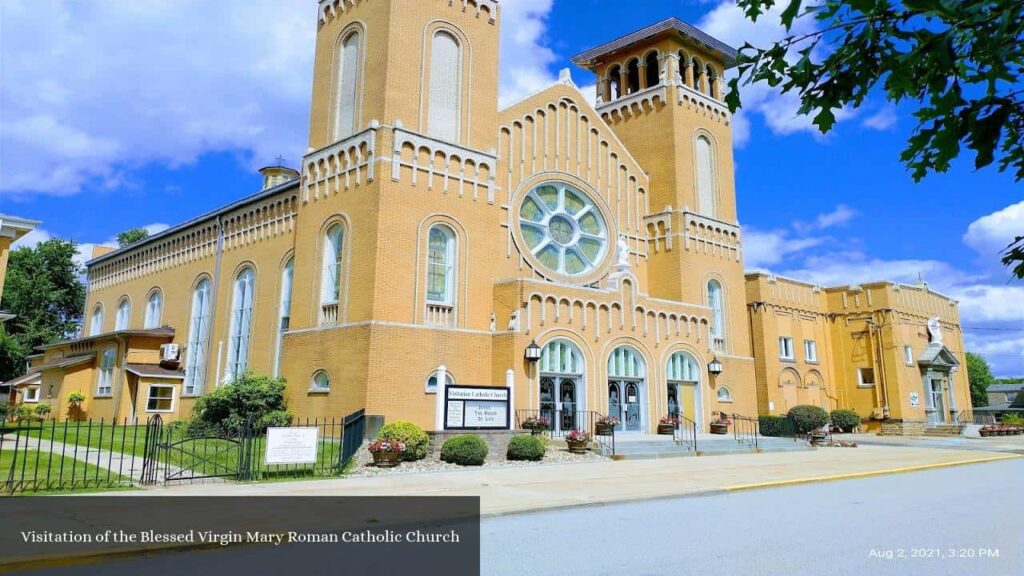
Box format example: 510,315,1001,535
830,409,861,432
506,434,545,461
787,405,829,433
67,392,86,404
0,402,9,422
33,404,52,419
440,435,488,466
15,404,33,422
758,415,788,437
378,421,430,461
1001,413,1024,426
190,373,292,436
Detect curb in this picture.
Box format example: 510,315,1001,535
724,453,1021,493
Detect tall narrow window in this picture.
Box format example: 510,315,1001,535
695,135,716,217
644,51,660,88
96,348,116,396
334,31,361,140
89,305,104,337
225,268,256,382
115,298,130,331
184,279,211,395
274,258,294,377
428,31,462,143
426,226,455,305
708,280,724,344
608,65,622,99
144,290,163,329
626,58,640,94
320,226,344,325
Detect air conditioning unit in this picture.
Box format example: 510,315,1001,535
160,343,180,363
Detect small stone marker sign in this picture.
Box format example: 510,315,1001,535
909,392,920,407
444,386,510,430
265,427,319,465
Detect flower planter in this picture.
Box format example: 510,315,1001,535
709,423,729,435
529,428,545,436
980,429,991,437
657,424,675,435
371,451,400,468
595,423,615,436
566,439,589,454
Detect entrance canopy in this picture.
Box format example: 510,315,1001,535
916,342,960,371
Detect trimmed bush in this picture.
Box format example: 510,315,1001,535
507,434,546,461
830,409,861,432
440,435,488,466
758,415,788,437
190,373,292,436
378,421,430,461
787,405,829,433
33,404,52,419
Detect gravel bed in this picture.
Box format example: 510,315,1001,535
346,442,606,477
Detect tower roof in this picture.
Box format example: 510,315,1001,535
571,17,738,70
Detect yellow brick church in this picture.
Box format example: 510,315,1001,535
7,1,972,435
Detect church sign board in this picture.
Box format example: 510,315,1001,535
444,385,511,430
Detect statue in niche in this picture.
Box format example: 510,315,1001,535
616,235,631,269
507,310,520,332
926,316,943,344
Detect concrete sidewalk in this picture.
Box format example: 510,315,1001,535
117,444,1018,516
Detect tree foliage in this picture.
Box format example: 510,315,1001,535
116,228,150,247
965,351,994,407
0,239,86,381
189,373,292,436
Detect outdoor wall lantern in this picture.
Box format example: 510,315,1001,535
708,356,723,375
524,340,543,362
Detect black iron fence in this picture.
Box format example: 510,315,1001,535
1,410,366,494
515,409,615,455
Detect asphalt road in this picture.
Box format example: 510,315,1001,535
481,458,1023,576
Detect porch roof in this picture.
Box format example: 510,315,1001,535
124,363,186,380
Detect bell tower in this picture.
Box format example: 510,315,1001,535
308,0,501,152
572,18,750,360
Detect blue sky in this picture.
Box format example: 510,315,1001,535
1,0,1021,375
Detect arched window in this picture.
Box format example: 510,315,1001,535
608,346,646,433
428,30,462,143
706,64,718,98
608,65,622,99
115,298,130,331
320,225,344,323
626,58,640,94
184,279,211,395
89,305,104,337
426,371,454,394
540,339,583,375
608,346,645,379
273,258,294,377
225,267,256,382
667,351,700,383
96,348,116,396
695,135,717,217
708,280,725,345
426,225,455,306
311,370,330,392
678,50,689,86
717,386,733,402
644,51,660,88
144,290,162,329
334,30,361,140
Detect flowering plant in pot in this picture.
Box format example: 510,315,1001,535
658,416,680,435
565,429,592,453
521,416,550,435
595,415,619,435
368,439,406,467
709,413,730,434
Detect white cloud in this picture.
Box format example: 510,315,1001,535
794,204,858,233
743,228,824,269
863,106,897,131
11,228,52,249
963,200,1024,258
497,0,559,108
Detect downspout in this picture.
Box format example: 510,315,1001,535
111,335,129,422
206,215,226,390
876,311,891,419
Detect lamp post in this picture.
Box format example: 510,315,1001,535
525,340,542,362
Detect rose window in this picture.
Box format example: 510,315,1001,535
519,182,608,276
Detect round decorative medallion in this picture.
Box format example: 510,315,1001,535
518,182,608,276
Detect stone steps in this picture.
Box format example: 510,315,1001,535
594,436,815,459
924,425,964,437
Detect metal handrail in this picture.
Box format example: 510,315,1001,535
672,415,698,452
731,413,759,450
515,409,615,456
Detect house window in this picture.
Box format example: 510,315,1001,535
274,258,294,377
426,225,455,306
904,345,914,366
225,267,256,382
1007,393,1017,403
115,298,130,331
89,305,104,336
427,30,462,143
96,348,116,396
779,337,794,360
24,386,40,403
311,371,330,392
145,384,175,412
184,278,211,395
695,135,716,217
857,367,876,387
708,280,724,345
804,340,818,363
717,387,732,402
144,290,163,329
425,371,454,394
334,30,361,140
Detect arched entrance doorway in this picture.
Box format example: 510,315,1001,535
608,345,646,433
666,351,702,427
538,339,584,434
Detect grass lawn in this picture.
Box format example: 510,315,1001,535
1,449,134,495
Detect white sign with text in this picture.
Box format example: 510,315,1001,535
444,386,510,430
265,427,319,465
